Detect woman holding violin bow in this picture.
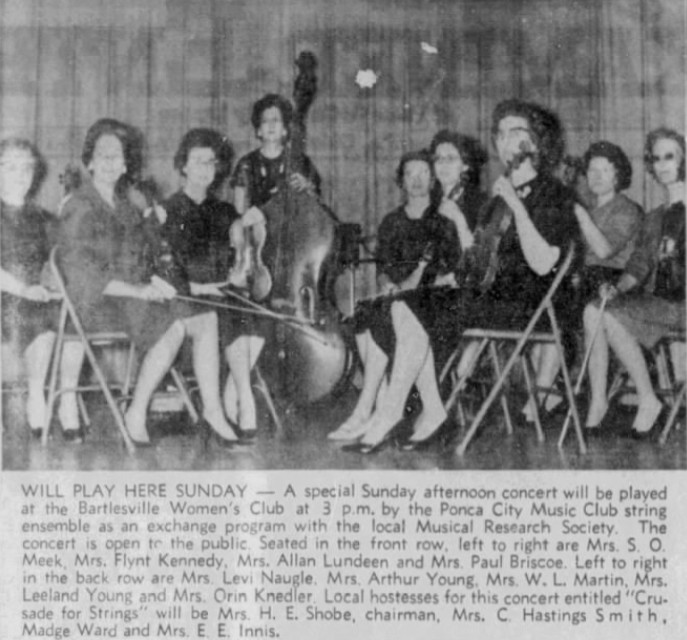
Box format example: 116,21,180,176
338,99,580,455
330,131,488,449
56,119,253,448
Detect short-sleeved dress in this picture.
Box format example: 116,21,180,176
163,190,265,346
1,201,58,350
602,201,685,348
56,180,203,352
577,192,644,302
400,174,580,371
230,148,321,209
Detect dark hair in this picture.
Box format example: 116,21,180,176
429,129,487,189
491,99,565,174
173,128,234,190
81,118,143,186
395,149,434,189
0,137,47,200
250,94,294,136
582,141,633,192
644,127,685,181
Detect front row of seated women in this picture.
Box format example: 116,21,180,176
333,100,685,453
2,98,684,452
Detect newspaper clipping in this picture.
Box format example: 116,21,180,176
1,1,686,639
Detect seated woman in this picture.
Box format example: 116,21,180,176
56,118,245,448
343,100,579,454
574,141,643,301
583,127,685,437
163,128,265,434
229,93,321,288
1,138,59,438
523,141,645,421
330,134,486,443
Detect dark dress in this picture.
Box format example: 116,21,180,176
230,148,321,209
163,191,265,346
1,200,58,351
355,187,483,360
56,180,203,352
398,174,579,372
601,201,685,348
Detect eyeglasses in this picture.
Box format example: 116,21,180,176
188,158,218,168
651,153,677,163
496,127,531,142
434,154,462,164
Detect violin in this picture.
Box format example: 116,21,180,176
465,142,536,293
129,178,191,296
229,162,272,301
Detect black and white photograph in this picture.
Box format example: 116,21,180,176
1,2,686,639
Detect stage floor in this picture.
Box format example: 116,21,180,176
2,386,685,471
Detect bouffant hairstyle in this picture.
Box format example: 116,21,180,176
173,128,234,190
395,149,434,190
81,118,143,186
250,94,294,137
644,127,685,181
429,129,487,189
582,141,633,192
491,99,565,174
0,137,48,200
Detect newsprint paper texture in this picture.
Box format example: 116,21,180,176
1,1,686,639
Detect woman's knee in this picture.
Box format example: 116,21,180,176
185,311,218,336
583,303,603,331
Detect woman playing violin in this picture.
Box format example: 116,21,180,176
163,128,265,435
57,119,245,448
330,138,486,443
342,100,579,454
1,138,59,438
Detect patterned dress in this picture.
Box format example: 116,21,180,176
1,200,58,350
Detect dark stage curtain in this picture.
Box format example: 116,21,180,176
1,0,684,296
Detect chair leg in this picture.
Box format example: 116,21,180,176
546,305,586,454
170,366,199,424
43,304,68,446
521,351,544,442
488,341,513,435
253,366,283,433
659,382,686,445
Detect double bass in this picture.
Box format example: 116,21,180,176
257,52,355,405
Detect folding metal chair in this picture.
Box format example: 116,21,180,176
44,248,199,454
445,243,586,456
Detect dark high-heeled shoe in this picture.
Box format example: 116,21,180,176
62,427,84,444
400,418,455,452
342,420,404,455
199,417,254,449
130,435,153,448
199,419,237,449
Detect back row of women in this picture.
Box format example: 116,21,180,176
1,95,684,452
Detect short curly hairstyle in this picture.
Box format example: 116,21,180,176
173,128,234,190
582,141,633,192
644,127,685,181
0,137,48,201
81,118,143,186
491,99,565,175
251,94,294,137
429,129,487,189
395,149,434,190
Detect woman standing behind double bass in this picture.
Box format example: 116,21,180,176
163,128,265,435
228,93,321,288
